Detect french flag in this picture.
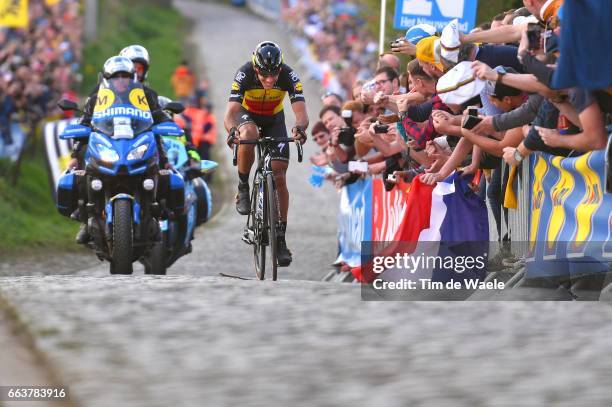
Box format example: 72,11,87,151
353,172,489,283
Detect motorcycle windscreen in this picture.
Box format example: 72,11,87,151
91,78,154,138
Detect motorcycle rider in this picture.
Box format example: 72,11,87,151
70,55,171,244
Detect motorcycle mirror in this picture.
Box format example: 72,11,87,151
57,99,81,112
200,160,218,173
165,102,185,114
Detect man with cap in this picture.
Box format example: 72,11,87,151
399,59,453,151
415,35,445,79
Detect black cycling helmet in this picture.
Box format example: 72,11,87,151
252,41,283,75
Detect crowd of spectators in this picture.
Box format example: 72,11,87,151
282,0,379,99
0,0,82,148
300,0,611,260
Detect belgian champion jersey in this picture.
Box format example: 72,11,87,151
229,62,305,116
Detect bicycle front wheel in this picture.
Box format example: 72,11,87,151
252,177,266,280
265,173,278,281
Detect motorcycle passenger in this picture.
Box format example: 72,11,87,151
224,41,309,266
119,44,150,84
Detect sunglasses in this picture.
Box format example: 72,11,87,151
112,73,132,79
256,69,280,78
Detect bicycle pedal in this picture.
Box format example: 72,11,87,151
242,227,254,245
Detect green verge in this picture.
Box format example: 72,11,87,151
80,0,187,98
0,0,187,256
0,149,78,256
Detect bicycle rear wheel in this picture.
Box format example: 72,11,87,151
252,177,266,280
265,173,278,281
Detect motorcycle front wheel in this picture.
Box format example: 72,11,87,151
110,199,134,275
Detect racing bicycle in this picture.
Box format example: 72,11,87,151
232,131,303,280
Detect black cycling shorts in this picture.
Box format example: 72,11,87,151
236,107,290,162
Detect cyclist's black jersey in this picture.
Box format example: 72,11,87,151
229,62,305,117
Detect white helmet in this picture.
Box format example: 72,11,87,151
119,44,150,81
102,56,134,79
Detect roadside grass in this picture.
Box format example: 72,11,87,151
0,148,78,256
80,0,187,98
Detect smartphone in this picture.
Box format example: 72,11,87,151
390,38,405,48
349,161,368,173
467,106,479,117
461,115,482,130
527,23,541,51
374,124,389,134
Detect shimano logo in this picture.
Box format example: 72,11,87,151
93,106,152,120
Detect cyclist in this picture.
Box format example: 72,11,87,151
224,41,309,267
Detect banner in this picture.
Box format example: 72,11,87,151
393,0,478,32
0,121,27,161
0,0,28,28
526,150,612,278
336,178,372,267
43,119,73,202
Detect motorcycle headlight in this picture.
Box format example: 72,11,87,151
127,144,149,161
97,144,119,163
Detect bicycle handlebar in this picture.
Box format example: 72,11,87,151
231,137,304,166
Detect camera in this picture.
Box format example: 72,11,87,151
338,126,356,147
341,109,353,127
374,124,389,134
527,23,542,51
338,109,356,146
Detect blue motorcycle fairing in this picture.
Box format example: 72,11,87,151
152,122,184,137
59,124,92,140
105,193,141,225
163,137,189,170
86,131,158,176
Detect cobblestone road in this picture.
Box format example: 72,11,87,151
1,2,611,407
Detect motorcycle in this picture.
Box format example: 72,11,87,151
147,118,217,269
56,78,184,275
